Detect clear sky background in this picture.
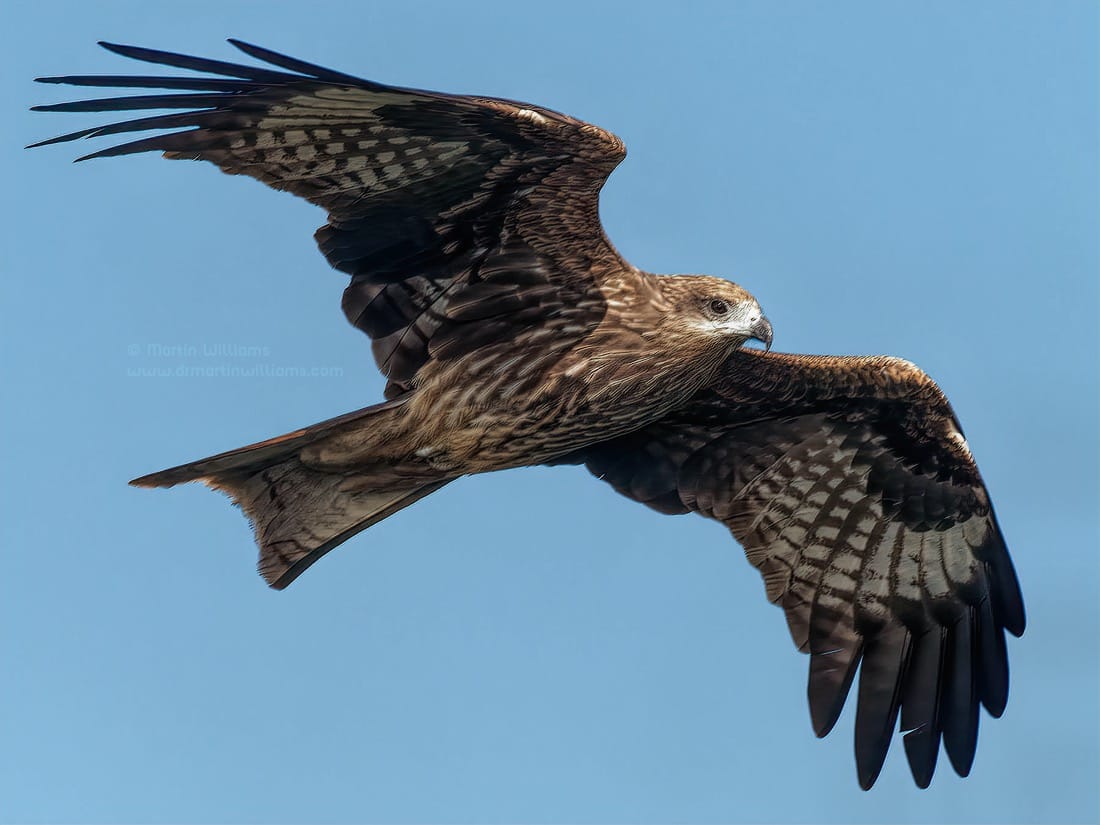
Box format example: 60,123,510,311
2,2,1097,823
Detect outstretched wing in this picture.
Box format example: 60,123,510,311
562,350,1025,789
31,40,626,397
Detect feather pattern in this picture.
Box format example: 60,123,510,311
563,349,1025,788
32,39,626,398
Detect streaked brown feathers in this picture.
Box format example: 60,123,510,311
32,39,625,399
32,41,1023,791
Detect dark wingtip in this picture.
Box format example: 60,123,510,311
902,727,939,789
95,41,162,66
808,641,863,738
949,754,974,778
855,739,890,790
941,614,980,779
96,41,174,63
983,517,1027,638
223,37,365,84
810,688,844,738
858,771,879,792
912,765,934,789
1005,596,1027,638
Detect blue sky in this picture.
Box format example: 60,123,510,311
2,2,1097,822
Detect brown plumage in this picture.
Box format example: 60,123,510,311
32,40,1023,791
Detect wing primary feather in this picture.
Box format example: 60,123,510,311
72,131,221,162
941,610,980,776
226,39,370,85
808,640,862,738
35,74,258,91
30,110,222,151
853,624,912,790
900,626,947,789
31,93,243,113
984,533,1026,637
805,505,893,737
976,596,1009,718
96,41,293,83
27,125,109,149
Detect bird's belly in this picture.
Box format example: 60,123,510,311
408,361,712,472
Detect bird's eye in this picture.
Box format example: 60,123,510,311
709,299,730,316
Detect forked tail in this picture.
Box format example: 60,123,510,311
130,399,451,588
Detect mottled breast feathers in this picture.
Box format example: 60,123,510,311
32,39,628,398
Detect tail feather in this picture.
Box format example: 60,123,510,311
130,397,409,489
224,463,451,588
130,397,451,588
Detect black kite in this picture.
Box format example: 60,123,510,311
32,41,1024,791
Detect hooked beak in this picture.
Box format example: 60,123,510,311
748,315,773,352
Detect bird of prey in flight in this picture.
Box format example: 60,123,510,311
31,40,1025,791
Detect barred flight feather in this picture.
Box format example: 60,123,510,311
566,349,1024,788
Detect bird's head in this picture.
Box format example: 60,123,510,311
657,275,773,352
